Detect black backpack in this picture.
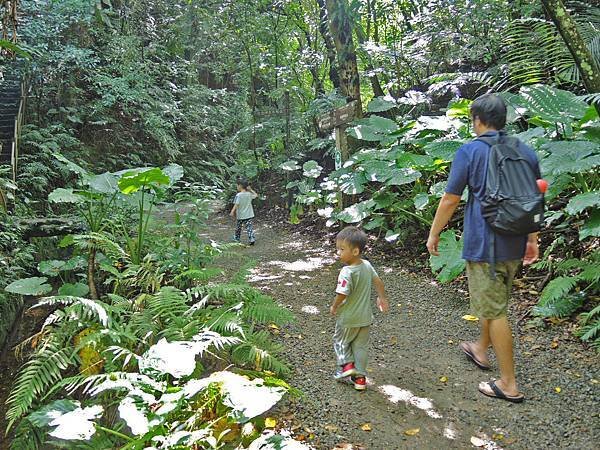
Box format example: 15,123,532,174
476,132,545,236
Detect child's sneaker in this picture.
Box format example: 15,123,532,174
351,375,367,391
334,362,357,379
249,241,255,246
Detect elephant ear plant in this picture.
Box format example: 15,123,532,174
117,167,173,265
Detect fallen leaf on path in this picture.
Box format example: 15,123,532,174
462,314,479,322
324,424,339,433
555,386,562,393
360,423,372,432
439,376,448,383
550,339,559,349
404,428,420,436
591,379,599,384
448,339,454,344
295,434,306,441
264,417,276,428
390,336,398,345
492,433,504,440
470,436,486,447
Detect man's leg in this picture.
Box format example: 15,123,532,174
489,316,518,395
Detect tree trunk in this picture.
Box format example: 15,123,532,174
315,0,341,90
541,0,600,106
355,24,385,98
324,0,362,118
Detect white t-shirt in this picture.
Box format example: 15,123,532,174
234,191,257,220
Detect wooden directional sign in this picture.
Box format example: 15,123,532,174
318,100,358,132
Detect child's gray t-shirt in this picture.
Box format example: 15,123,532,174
335,259,378,328
234,191,257,220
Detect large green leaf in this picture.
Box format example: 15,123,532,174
87,172,119,194
38,260,66,277
423,140,463,162
302,160,323,178
396,152,434,168
580,210,600,240
280,160,301,171
337,199,376,223
48,188,85,204
58,282,90,297
367,97,396,113
361,159,394,182
348,116,399,142
5,277,52,296
520,85,589,124
540,141,600,175
118,167,170,194
446,98,472,119
429,230,465,283
386,168,421,186
566,191,600,215
413,193,430,211
339,172,367,194
163,163,184,186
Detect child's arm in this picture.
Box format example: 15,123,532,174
330,293,346,315
229,204,237,217
373,276,389,313
248,186,258,199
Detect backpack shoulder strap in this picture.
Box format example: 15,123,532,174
475,135,497,147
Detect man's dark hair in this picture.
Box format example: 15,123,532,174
336,226,368,252
470,94,507,130
237,178,250,189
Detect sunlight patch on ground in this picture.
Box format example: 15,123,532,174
379,385,442,419
247,273,283,283
470,434,504,449
278,241,309,250
267,257,335,272
443,422,457,440
301,305,320,315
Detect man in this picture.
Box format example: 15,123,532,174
426,94,540,403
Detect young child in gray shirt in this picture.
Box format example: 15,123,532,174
230,178,258,245
330,226,389,390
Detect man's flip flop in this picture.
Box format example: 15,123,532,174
459,342,491,370
478,380,524,403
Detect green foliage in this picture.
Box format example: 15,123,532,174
429,230,466,283
5,277,52,296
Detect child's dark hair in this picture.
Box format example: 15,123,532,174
237,178,250,189
336,226,367,252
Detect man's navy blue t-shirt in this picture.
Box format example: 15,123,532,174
445,131,541,263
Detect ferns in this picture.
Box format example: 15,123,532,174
243,293,295,326
576,304,600,349
6,339,76,430
232,329,290,376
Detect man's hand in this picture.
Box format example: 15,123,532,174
330,305,338,316
377,296,389,313
426,233,440,256
523,240,539,265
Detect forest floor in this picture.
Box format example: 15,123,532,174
208,209,600,450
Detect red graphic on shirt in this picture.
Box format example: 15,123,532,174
338,279,347,288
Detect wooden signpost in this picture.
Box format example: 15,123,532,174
318,100,358,170
318,100,358,207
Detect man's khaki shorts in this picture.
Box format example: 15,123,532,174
466,260,521,320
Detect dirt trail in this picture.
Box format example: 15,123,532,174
207,212,599,450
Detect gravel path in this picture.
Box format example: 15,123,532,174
207,211,600,450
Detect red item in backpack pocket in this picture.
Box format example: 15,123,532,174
536,179,548,193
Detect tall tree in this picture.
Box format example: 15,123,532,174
315,0,341,90
324,0,362,117
541,0,600,100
